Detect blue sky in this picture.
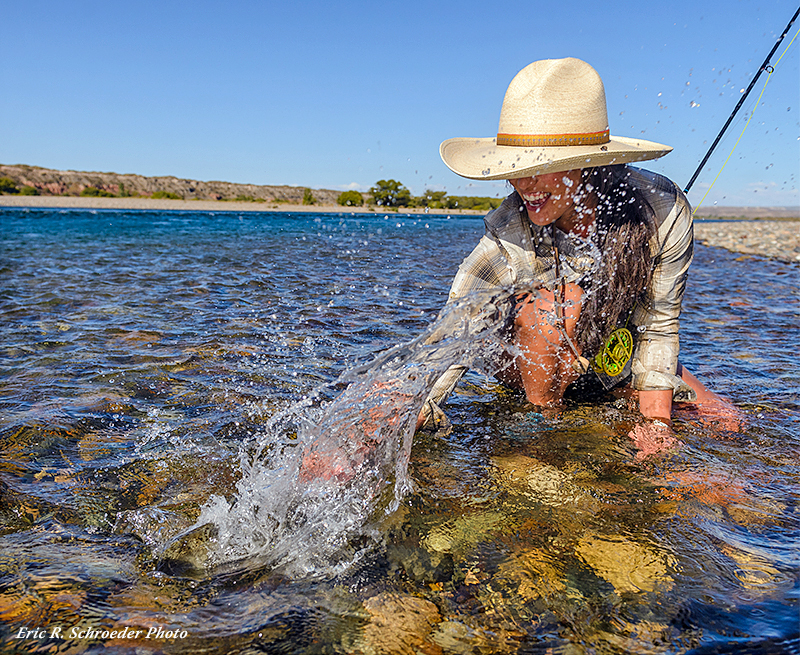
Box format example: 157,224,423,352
2,0,798,208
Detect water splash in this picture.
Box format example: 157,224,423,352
165,288,520,578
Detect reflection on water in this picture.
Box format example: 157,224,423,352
1,209,798,654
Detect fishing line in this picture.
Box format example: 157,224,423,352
684,6,800,203
692,29,798,212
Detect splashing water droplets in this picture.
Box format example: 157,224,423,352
182,289,519,578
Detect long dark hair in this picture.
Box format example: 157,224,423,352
575,165,656,356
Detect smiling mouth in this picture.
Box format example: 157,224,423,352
521,192,550,210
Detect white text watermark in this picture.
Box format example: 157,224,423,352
14,625,188,641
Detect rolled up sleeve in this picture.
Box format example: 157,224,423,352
422,213,516,419
631,191,693,391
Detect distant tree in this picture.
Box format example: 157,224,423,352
302,188,316,205
337,190,364,206
0,177,19,194
151,190,182,199
418,189,448,208
444,195,461,209
80,186,115,197
369,179,411,207
118,182,131,197
19,185,39,196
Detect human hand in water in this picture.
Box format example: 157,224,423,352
629,420,680,461
298,379,415,484
673,364,744,433
298,445,363,483
674,398,743,433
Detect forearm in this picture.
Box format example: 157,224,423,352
638,388,673,423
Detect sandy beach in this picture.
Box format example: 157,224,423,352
2,194,798,262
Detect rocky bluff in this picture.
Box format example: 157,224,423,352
0,164,343,204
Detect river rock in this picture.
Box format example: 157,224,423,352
694,220,800,263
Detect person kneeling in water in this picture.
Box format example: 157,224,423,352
418,57,738,455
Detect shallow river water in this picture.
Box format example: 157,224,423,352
1,208,798,654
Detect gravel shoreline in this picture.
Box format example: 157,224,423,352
694,219,800,264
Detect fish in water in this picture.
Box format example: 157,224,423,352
293,286,523,486
156,287,525,578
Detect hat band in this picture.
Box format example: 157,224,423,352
496,129,610,147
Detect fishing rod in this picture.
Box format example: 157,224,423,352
684,6,800,193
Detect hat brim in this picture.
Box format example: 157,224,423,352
440,135,672,180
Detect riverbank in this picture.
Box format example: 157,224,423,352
693,219,800,264
0,194,484,215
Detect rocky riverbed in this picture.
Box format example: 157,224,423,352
694,219,800,263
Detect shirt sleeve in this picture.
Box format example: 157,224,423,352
448,234,511,300
422,224,512,418
630,189,694,391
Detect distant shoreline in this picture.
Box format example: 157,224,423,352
0,194,798,219
0,195,484,215
2,194,797,262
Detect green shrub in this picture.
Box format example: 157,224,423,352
151,190,182,200
416,189,447,208
407,189,500,211
302,188,316,205
337,190,364,206
442,195,502,211
19,185,39,196
0,177,19,194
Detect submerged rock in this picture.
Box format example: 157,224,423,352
491,454,590,507
423,511,507,555
575,533,675,594
157,523,219,577
344,591,443,655
493,547,568,600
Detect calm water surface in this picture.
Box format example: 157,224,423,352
1,208,798,654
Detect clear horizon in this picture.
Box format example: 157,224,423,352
2,0,798,209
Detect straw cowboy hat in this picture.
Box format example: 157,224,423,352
440,58,672,180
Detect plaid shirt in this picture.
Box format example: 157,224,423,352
426,166,694,410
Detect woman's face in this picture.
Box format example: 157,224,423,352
509,170,583,229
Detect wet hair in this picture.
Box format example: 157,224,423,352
575,165,656,356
